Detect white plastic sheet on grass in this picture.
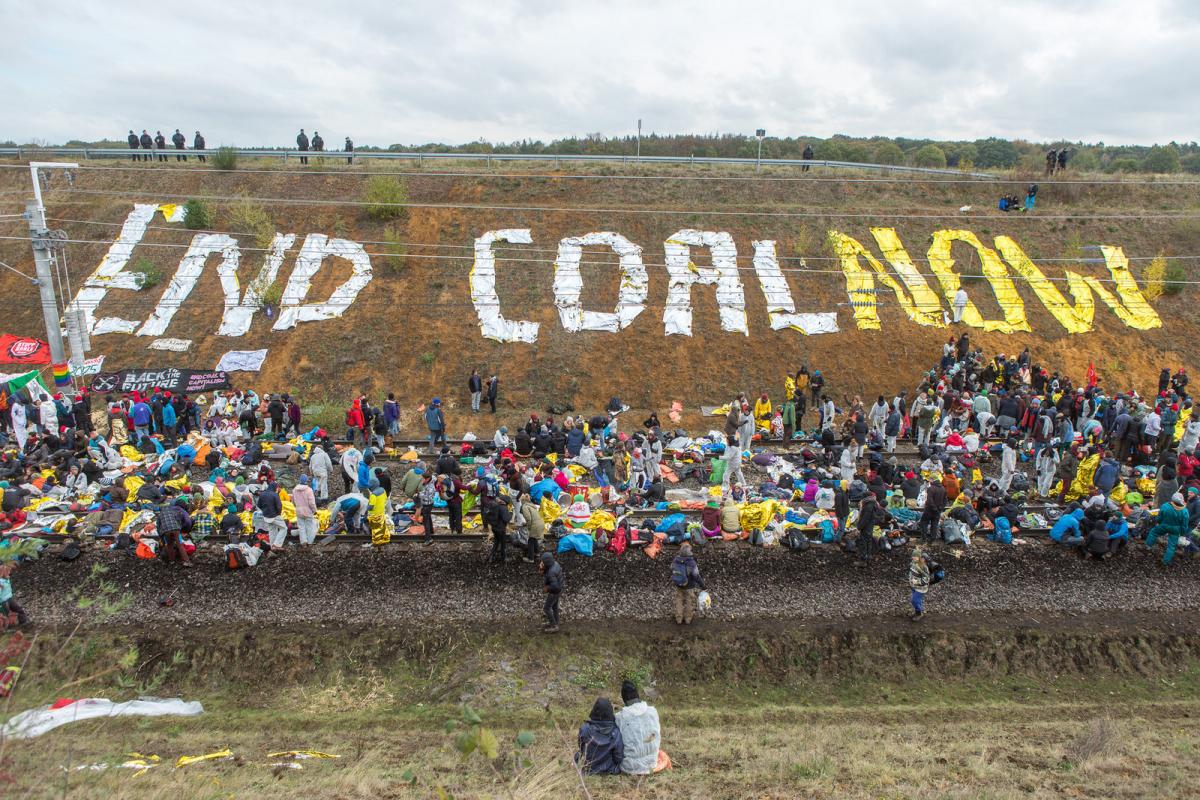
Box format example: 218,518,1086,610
273,234,372,331
552,232,647,333
147,338,192,352
1,697,204,740
751,240,839,335
662,229,747,336
470,229,540,343
219,233,297,336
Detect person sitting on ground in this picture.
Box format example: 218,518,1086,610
576,697,624,775
1049,507,1085,546
615,680,661,775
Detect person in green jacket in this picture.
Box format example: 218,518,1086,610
1146,493,1190,565
780,398,797,442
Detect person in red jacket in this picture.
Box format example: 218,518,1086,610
346,398,366,444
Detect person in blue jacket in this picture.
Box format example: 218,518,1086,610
1105,513,1129,554
1049,507,1085,545
357,449,375,492
576,697,624,775
987,515,1013,544
161,400,178,445
1092,456,1120,495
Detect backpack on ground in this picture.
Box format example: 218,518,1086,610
226,547,247,570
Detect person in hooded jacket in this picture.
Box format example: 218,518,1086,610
670,542,705,625
615,680,660,775
1146,492,1190,565
576,697,624,775
540,552,564,632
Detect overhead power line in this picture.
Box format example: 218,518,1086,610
34,188,1200,221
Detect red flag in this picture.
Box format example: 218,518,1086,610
0,334,51,365
1086,361,1098,388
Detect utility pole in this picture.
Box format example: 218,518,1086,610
755,129,766,172
637,119,642,160
26,161,79,367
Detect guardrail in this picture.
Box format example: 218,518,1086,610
0,146,996,179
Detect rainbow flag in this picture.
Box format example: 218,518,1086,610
52,362,71,387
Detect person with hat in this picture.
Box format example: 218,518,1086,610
615,680,661,775
425,398,446,453
1145,492,1190,565
257,480,287,549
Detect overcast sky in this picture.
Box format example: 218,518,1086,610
2,0,1196,147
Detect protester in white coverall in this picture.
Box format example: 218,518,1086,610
999,435,1019,492
308,445,332,501
615,680,661,776
10,401,28,451
953,287,969,323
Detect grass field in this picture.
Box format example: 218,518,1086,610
3,624,1199,798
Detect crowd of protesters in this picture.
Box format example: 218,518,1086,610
0,336,1196,634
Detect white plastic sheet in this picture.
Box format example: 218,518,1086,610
219,233,297,336
552,232,647,333
750,240,839,335
137,234,240,337
1,697,204,740
273,234,372,331
215,348,268,372
148,338,192,351
66,203,158,334
662,230,747,336
470,229,540,343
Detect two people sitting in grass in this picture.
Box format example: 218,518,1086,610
576,680,667,776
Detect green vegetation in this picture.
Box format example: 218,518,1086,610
380,224,408,274
363,174,408,220
1164,259,1188,296
912,144,947,168
129,257,162,288
211,146,238,170
182,198,212,230
227,195,276,249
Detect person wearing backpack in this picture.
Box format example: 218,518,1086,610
438,473,465,535
908,548,932,621
670,542,705,625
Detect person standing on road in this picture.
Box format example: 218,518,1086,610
909,548,931,621
312,131,324,153
139,130,153,160
468,369,482,413
153,130,167,161
193,131,206,162
344,136,354,164
171,129,187,160
127,130,141,161
539,551,564,633
296,129,309,164
670,542,705,625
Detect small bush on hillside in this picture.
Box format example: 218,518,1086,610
1064,717,1118,766
130,258,162,289
380,225,408,274
363,175,408,221
182,199,212,230
251,278,284,309
1163,261,1187,296
211,147,238,170
228,196,275,249
1143,254,1167,301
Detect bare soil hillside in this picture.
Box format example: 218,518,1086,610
1,159,1197,419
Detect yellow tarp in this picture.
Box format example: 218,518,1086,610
585,510,617,532
120,445,144,462
1176,406,1192,441
927,229,1030,333
124,475,145,501
870,227,948,327
1089,247,1162,330
1065,453,1100,502
267,751,341,759
539,497,562,524
994,236,1095,334
738,500,787,530
175,749,233,768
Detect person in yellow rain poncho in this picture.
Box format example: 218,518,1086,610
1064,451,1100,503
753,393,773,429
366,477,391,546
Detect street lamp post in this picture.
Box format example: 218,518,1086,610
755,128,766,171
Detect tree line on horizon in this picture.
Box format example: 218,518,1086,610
8,133,1198,174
